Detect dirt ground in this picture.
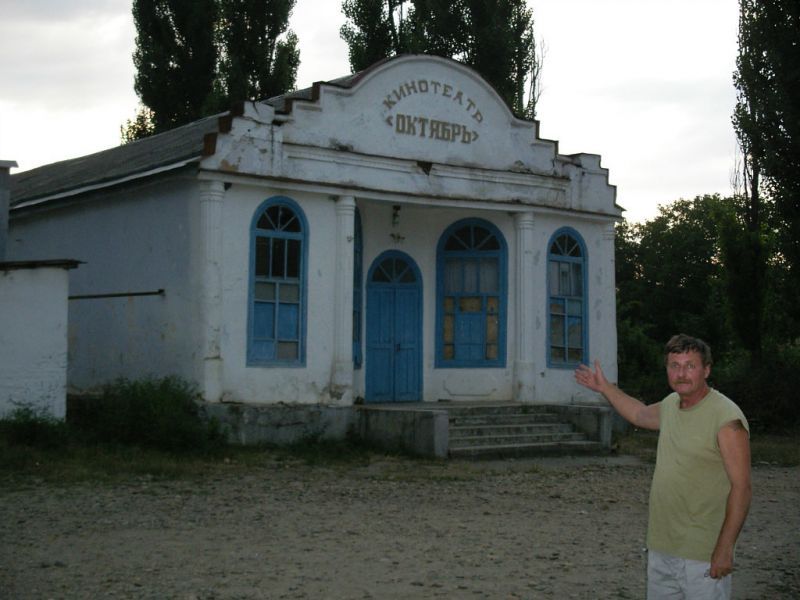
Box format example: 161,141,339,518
1,454,797,600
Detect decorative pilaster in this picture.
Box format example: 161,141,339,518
331,195,356,404
200,180,225,402
0,160,17,261
513,212,536,402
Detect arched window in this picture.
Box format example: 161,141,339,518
247,197,308,366
436,218,507,367
547,228,587,367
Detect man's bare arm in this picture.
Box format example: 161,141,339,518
574,360,660,430
710,420,752,579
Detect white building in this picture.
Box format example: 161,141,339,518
8,56,620,443
1,159,80,419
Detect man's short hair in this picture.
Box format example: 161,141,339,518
664,334,713,366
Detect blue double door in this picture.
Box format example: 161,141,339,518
365,251,422,403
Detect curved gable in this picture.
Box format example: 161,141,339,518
276,54,557,173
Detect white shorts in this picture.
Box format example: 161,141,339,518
647,549,732,600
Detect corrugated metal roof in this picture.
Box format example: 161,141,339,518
8,61,397,207
10,114,224,206
265,72,362,113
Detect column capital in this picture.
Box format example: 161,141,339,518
201,179,226,202
514,211,535,230
336,195,357,213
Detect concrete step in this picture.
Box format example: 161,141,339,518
449,439,605,460
442,402,602,459
450,413,563,427
442,403,556,416
450,422,575,438
449,413,564,428
450,431,588,447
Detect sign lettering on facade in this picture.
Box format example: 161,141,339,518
381,79,483,144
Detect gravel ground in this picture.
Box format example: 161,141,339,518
1,455,797,599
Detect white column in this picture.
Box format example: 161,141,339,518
0,160,17,261
602,223,619,384
200,180,225,402
331,195,356,404
513,211,536,402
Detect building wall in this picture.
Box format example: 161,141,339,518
8,174,204,392
206,181,618,406
0,265,70,418
215,183,341,404
355,201,512,402
354,202,618,405
529,213,618,404
7,57,619,409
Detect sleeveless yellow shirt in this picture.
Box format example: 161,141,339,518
647,388,749,562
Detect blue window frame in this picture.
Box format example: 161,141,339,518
436,218,507,368
353,207,363,369
547,228,587,367
247,197,308,366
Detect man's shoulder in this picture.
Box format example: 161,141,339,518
707,388,749,430
707,388,741,410
659,392,680,410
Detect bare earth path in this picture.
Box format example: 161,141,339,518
1,455,797,599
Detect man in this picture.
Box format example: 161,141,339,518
575,334,751,599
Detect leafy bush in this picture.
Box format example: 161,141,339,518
616,318,670,404
0,404,70,449
713,344,800,433
69,376,226,453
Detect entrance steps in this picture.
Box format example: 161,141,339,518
443,402,606,459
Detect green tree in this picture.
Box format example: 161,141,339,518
728,0,800,360
218,0,300,102
340,0,541,118
131,0,220,134
615,196,800,429
125,0,299,142
615,197,733,398
714,194,766,362
341,0,402,70
120,104,156,144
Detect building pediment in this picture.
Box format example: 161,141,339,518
199,55,616,216
275,54,557,174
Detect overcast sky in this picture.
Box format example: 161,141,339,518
0,0,740,223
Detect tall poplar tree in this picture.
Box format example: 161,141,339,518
341,0,401,70
218,0,300,102
124,0,299,141
729,0,800,357
131,0,219,134
733,0,800,320
340,0,541,118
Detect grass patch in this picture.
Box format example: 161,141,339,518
614,429,659,462
0,377,232,485
750,432,800,466
0,442,231,485
267,436,378,466
69,376,226,453
616,428,799,467
0,386,402,486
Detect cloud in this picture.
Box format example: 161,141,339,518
0,6,136,111
1,0,742,224
0,0,128,22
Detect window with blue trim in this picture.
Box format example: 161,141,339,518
548,229,586,366
248,198,307,365
436,219,507,367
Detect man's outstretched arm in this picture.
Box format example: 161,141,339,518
574,360,660,430
710,420,752,579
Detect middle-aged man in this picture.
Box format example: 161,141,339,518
574,334,751,600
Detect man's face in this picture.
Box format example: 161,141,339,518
666,350,710,399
